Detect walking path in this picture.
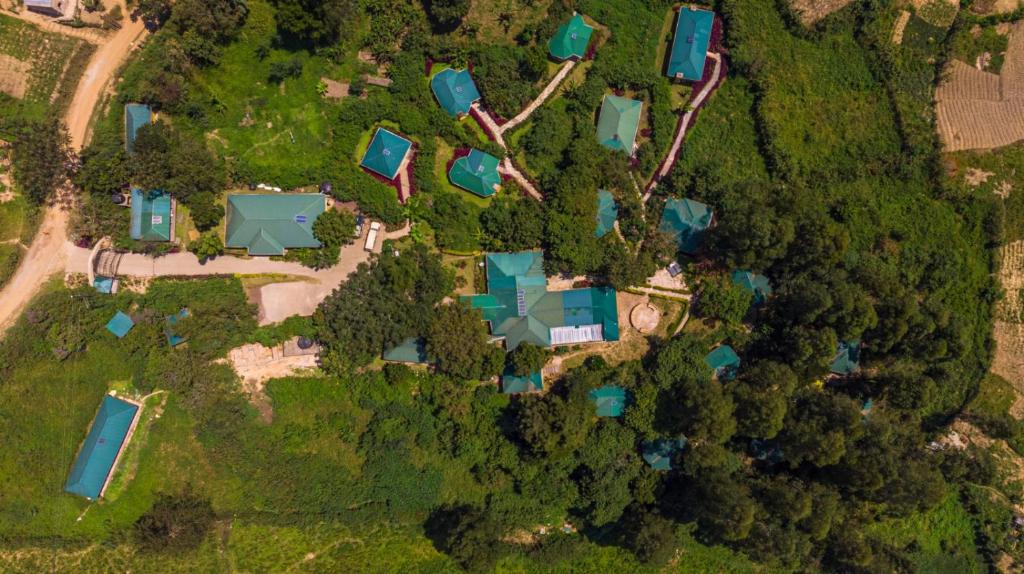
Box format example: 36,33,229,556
643,52,723,202
0,16,148,337
499,158,543,201
470,103,507,148
499,60,576,134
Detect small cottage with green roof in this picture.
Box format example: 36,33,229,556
731,270,772,305
449,149,501,197
431,68,481,117
829,340,861,375
596,95,643,155
64,395,139,500
502,369,543,394
589,385,626,417
549,13,594,61
164,309,190,347
225,194,325,256
659,198,713,254
595,190,618,238
124,103,152,153
383,337,429,364
465,251,620,350
130,189,172,242
642,436,687,471
705,345,740,381
360,128,413,180
106,311,134,339
667,7,714,81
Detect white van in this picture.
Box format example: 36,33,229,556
364,221,381,252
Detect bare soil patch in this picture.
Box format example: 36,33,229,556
320,77,348,99
0,54,31,99
993,240,1024,394
936,23,1024,151
224,341,319,422
789,0,854,25
971,0,1023,16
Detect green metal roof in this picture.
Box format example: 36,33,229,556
164,308,189,347
659,198,713,254
705,345,740,381
383,337,428,364
502,369,543,393
642,436,687,471
360,128,413,180
463,251,620,349
124,103,151,153
596,95,642,154
129,188,172,242
225,194,325,256
731,270,772,305
667,7,713,81
448,149,501,197
106,311,134,338
548,14,594,61
829,340,861,375
589,385,626,417
430,68,481,117
595,189,618,238
65,395,138,500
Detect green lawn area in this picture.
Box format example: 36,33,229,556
0,14,93,121
0,193,29,242
865,494,984,574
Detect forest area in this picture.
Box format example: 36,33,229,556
0,0,1021,572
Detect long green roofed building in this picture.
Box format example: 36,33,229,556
667,7,714,81
130,189,172,242
65,395,139,500
225,194,325,256
597,95,642,155
360,127,413,180
430,68,481,117
548,13,594,61
465,251,620,350
449,149,501,197
595,189,618,238
659,198,713,254
124,103,152,153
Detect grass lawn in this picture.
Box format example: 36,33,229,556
174,201,198,246
0,14,94,121
865,493,984,574
968,374,1018,418
0,193,29,242
653,6,677,78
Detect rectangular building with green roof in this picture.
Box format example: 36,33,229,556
464,251,620,349
668,7,714,81
431,68,481,117
502,369,543,393
65,395,139,500
360,127,413,180
130,189,172,242
659,198,713,254
225,194,325,256
549,13,594,61
124,103,152,153
597,95,643,155
449,149,501,197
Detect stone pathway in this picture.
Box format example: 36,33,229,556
643,52,724,202
499,158,543,201
499,60,576,134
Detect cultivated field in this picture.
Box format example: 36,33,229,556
788,0,854,25
993,240,1024,392
0,14,93,119
936,23,1024,151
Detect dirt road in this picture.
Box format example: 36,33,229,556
0,16,147,336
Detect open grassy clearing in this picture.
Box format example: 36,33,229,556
0,13,93,120
865,494,985,574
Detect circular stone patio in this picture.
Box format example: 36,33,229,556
630,301,660,334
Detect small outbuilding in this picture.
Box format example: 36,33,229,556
589,385,626,417
24,0,66,16
383,337,429,364
502,369,543,394
129,189,172,242
731,270,772,305
705,345,740,381
360,127,413,181
829,340,861,375
225,194,325,256
106,311,135,339
596,95,643,155
164,309,190,347
64,395,139,500
430,68,481,117
124,103,152,154
449,149,501,197
642,436,687,471
659,198,713,254
595,190,618,238
667,7,714,81
549,14,594,61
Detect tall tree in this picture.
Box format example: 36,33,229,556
426,301,504,381
10,119,71,205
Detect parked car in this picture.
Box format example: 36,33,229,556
354,215,365,238
364,221,381,252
